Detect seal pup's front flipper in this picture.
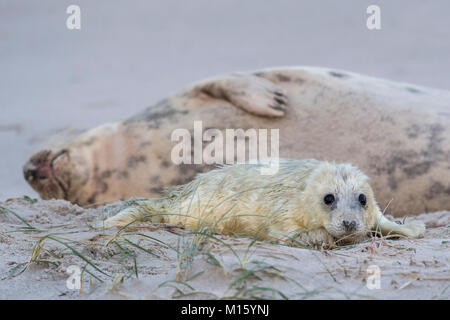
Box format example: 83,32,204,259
290,228,337,249
100,199,166,228
189,73,288,117
374,211,425,238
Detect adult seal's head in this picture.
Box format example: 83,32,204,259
23,121,169,206
23,149,72,200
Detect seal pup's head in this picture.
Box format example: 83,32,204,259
302,162,379,243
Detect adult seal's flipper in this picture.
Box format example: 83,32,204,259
190,74,288,117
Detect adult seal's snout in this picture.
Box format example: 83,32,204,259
23,149,71,200
23,162,37,181
23,150,53,182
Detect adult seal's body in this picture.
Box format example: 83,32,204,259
101,159,426,248
24,67,450,216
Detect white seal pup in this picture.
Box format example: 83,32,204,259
101,159,425,247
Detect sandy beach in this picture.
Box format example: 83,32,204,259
0,198,449,299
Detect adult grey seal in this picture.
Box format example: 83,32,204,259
23,67,450,216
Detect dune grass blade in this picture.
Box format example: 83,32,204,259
123,238,160,258
134,233,178,252
31,235,111,278
0,205,36,230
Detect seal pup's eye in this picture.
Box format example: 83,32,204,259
323,194,335,205
359,194,367,206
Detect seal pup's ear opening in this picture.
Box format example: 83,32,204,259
23,149,71,200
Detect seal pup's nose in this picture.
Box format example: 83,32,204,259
342,220,356,232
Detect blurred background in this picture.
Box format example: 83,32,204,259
1,0,449,200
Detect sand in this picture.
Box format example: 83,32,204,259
0,198,448,300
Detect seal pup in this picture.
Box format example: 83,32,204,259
101,159,425,248
24,67,450,216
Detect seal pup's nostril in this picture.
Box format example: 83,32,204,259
342,220,357,232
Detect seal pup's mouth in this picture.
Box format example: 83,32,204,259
332,229,370,245
324,219,369,245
